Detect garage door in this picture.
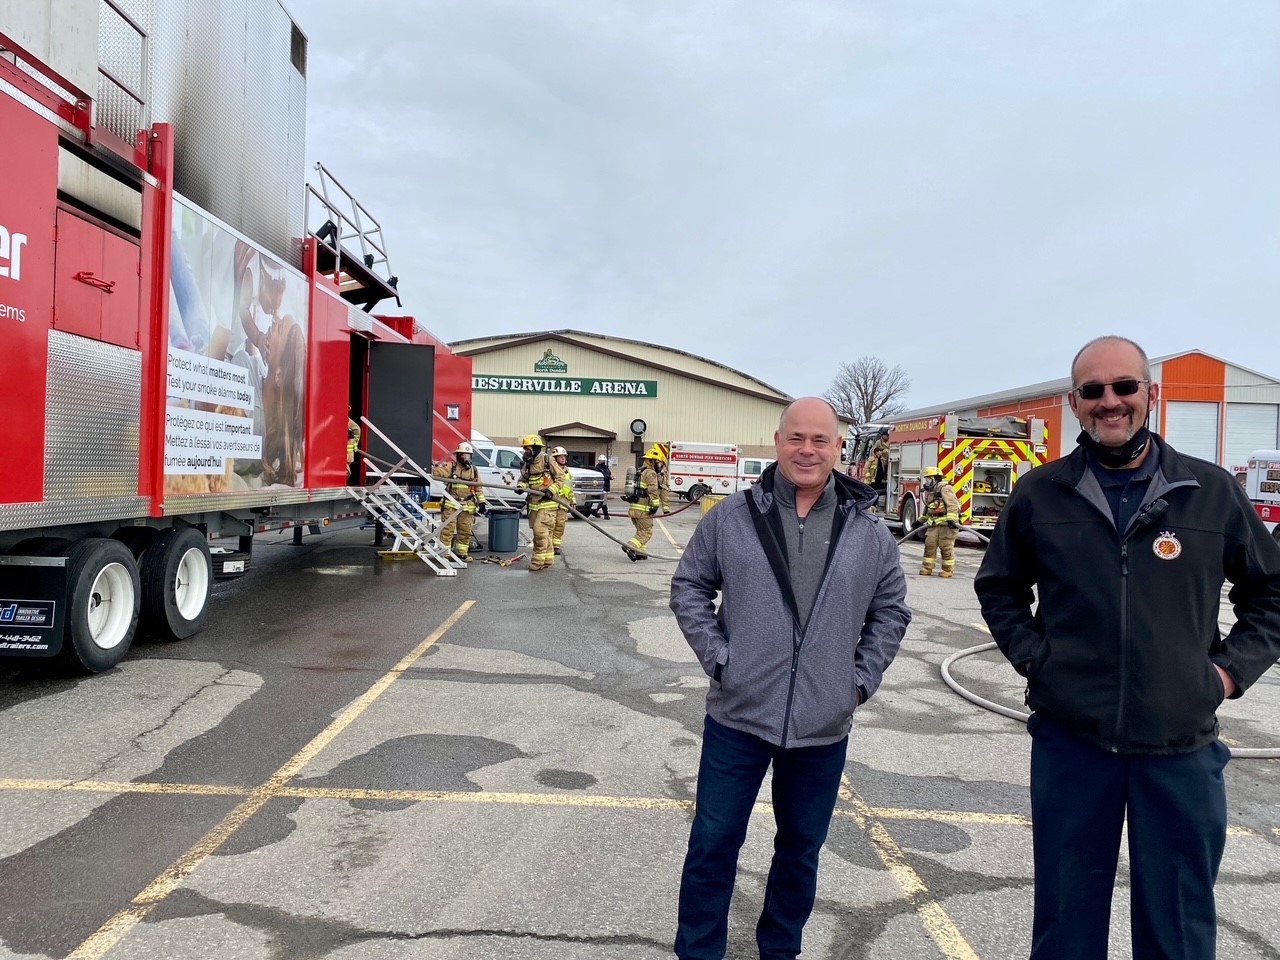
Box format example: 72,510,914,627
1164,401,1220,463
1225,403,1280,473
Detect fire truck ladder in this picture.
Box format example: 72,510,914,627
347,419,464,577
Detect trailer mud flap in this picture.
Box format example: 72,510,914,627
0,557,68,658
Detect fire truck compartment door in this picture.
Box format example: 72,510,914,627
367,341,435,471
53,211,141,349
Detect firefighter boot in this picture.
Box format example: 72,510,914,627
919,563,934,577
939,569,954,579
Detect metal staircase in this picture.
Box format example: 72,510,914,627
347,419,464,576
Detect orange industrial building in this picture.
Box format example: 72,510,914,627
894,350,1280,475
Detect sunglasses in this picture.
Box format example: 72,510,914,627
1073,378,1149,401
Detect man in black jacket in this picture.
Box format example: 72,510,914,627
975,335,1280,960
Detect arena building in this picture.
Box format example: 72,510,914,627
895,349,1280,475
450,330,837,468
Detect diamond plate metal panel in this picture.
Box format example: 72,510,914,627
45,330,142,502
0,497,152,532
106,0,306,264
95,0,147,140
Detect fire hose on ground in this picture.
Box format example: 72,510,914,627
941,641,1280,760
902,523,1275,758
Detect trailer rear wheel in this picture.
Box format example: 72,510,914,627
59,538,141,673
141,528,211,642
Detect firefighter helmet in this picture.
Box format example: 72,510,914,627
644,444,667,462
551,446,568,458
922,466,943,478
455,442,473,455
520,434,544,448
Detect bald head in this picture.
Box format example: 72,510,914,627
1071,335,1151,386
778,397,839,435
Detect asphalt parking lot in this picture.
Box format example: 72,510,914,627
0,504,1277,959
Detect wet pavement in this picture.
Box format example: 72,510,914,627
0,506,1276,959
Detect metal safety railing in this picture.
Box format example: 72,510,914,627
305,162,397,297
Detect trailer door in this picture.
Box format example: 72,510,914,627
367,341,435,470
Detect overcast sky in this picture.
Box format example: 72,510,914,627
293,1,1280,409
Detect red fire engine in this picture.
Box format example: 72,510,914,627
845,413,1048,531
0,2,470,671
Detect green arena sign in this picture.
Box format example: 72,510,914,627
472,376,658,398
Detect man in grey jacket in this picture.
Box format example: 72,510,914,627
670,397,911,960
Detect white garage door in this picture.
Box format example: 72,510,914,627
1164,401,1220,463
1225,403,1280,472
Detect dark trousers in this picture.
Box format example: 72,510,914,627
1028,714,1229,960
675,715,848,960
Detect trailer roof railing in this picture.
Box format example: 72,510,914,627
306,162,401,311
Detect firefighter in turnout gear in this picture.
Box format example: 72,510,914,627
346,416,361,465
518,434,565,571
431,442,487,562
624,445,665,561
549,446,574,555
865,435,889,489
919,465,961,577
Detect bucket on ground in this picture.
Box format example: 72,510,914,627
700,494,725,517
487,507,521,552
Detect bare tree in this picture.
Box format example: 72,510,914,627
824,356,910,426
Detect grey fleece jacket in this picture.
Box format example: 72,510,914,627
670,464,911,748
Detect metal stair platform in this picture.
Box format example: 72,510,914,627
348,419,464,576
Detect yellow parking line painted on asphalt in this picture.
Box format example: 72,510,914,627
866,806,1031,829
971,622,991,634
0,778,249,797
277,785,701,812
839,779,982,960
656,517,683,552
3,776,1271,839
65,600,475,960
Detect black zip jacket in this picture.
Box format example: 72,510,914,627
975,434,1280,754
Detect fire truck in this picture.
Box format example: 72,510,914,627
1243,450,1280,544
845,413,1048,532
0,0,470,671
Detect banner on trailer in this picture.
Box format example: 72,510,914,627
165,196,309,492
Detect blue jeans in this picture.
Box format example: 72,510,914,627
1028,713,1229,960
675,715,848,960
